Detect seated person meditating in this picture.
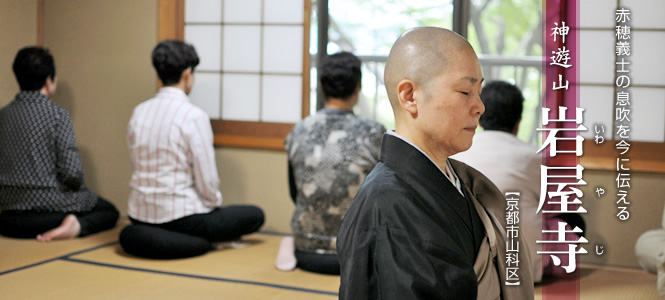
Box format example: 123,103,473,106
275,52,385,274
337,27,534,299
119,40,264,259
0,46,119,242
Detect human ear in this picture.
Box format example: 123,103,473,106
513,118,522,135
44,76,57,96
182,67,192,81
397,79,418,116
182,67,194,94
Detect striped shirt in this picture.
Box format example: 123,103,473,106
127,87,222,223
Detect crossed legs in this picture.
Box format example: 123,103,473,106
0,197,119,241
119,205,265,259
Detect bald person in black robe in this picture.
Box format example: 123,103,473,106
337,27,534,299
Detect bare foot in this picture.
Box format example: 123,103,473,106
275,236,297,271
36,214,81,242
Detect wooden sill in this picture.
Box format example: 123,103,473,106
213,135,286,150
211,120,293,151
582,140,665,174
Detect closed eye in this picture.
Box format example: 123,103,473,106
460,91,470,95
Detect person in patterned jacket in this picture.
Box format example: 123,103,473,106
0,46,119,242
275,52,385,274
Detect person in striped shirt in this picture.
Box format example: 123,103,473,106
119,40,264,259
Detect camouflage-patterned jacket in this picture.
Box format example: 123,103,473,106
285,109,385,253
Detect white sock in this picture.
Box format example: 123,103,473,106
275,236,297,271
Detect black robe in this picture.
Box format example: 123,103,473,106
337,134,534,299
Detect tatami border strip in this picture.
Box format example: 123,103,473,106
61,257,338,296
256,230,291,237
1,233,338,297
0,241,119,276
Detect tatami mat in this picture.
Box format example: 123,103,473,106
0,226,338,299
1,260,334,299
535,264,662,299
578,265,661,299
70,233,340,294
1,221,662,299
0,225,122,275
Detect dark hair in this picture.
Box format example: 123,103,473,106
319,52,362,101
12,46,56,91
479,81,524,132
152,40,200,86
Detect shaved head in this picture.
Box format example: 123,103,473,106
384,27,475,114
382,26,485,166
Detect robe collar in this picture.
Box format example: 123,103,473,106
379,133,482,250
385,131,463,195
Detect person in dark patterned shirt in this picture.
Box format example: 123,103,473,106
0,46,118,242
275,52,385,274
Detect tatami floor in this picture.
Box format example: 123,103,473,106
535,264,662,299
0,219,661,299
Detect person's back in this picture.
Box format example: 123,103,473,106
455,131,540,194
0,46,118,241
0,92,84,210
120,40,264,260
128,87,220,223
277,52,385,274
287,109,384,251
